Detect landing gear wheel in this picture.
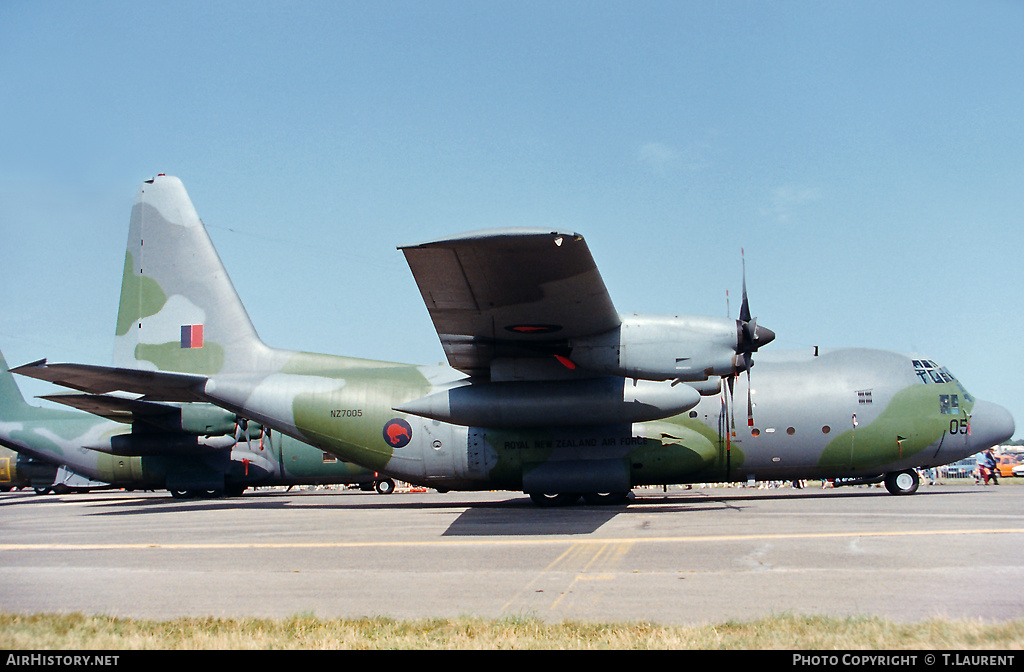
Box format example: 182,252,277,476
583,492,630,506
529,492,581,507
884,469,920,496
375,479,395,495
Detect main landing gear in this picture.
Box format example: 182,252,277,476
528,491,632,506
169,488,232,499
360,478,396,494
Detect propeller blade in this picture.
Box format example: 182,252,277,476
735,249,775,362
739,249,751,324
234,417,254,447
746,366,754,427
726,373,737,437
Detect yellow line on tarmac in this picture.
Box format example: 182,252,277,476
1,528,1022,552
548,541,632,610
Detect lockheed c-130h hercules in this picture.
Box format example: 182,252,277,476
0,348,395,498
13,175,1015,505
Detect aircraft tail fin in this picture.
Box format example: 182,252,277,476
113,175,275,375
0,349,40,420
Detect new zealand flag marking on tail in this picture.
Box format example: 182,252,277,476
181,324,204,349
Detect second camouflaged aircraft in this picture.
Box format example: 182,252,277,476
0,348,393,498
14,175,1015,504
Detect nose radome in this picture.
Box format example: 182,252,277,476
969,400,1016,451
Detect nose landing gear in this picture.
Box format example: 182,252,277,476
884,469,920,496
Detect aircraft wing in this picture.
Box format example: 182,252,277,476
37,393,241,452
39,393,180,424
399,229,620,376
9,360,208,402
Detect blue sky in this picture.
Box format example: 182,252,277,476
2,1,1021,438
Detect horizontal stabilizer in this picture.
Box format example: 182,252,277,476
10,360,208,402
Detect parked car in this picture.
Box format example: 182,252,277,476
996,455,1021,478
1013,463,1024,478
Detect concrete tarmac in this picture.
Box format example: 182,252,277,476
1,482,1022,625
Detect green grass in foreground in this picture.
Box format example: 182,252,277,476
3,613,1024,649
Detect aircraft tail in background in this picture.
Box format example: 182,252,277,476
0,349,48,422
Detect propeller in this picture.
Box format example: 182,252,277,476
734,250,775,427
234,416,263,448
234,417,250,448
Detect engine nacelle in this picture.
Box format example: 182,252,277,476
178,403,240,436
395,376,701,428
568,314,743,382
96,433,236,456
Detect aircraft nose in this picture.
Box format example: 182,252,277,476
969,400,1016,451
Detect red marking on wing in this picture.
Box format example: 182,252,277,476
554,355,576,370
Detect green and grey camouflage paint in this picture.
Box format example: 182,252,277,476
0,349,387,497
15,175,1015,503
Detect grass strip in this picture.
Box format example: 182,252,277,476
3,612,1023,650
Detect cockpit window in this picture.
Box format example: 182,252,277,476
913,360,956,385
914,359,975,406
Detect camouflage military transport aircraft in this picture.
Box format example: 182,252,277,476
0,349,393,497
12,175,1015,505
0,445,110,494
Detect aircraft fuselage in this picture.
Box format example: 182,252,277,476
202,347,1010,496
